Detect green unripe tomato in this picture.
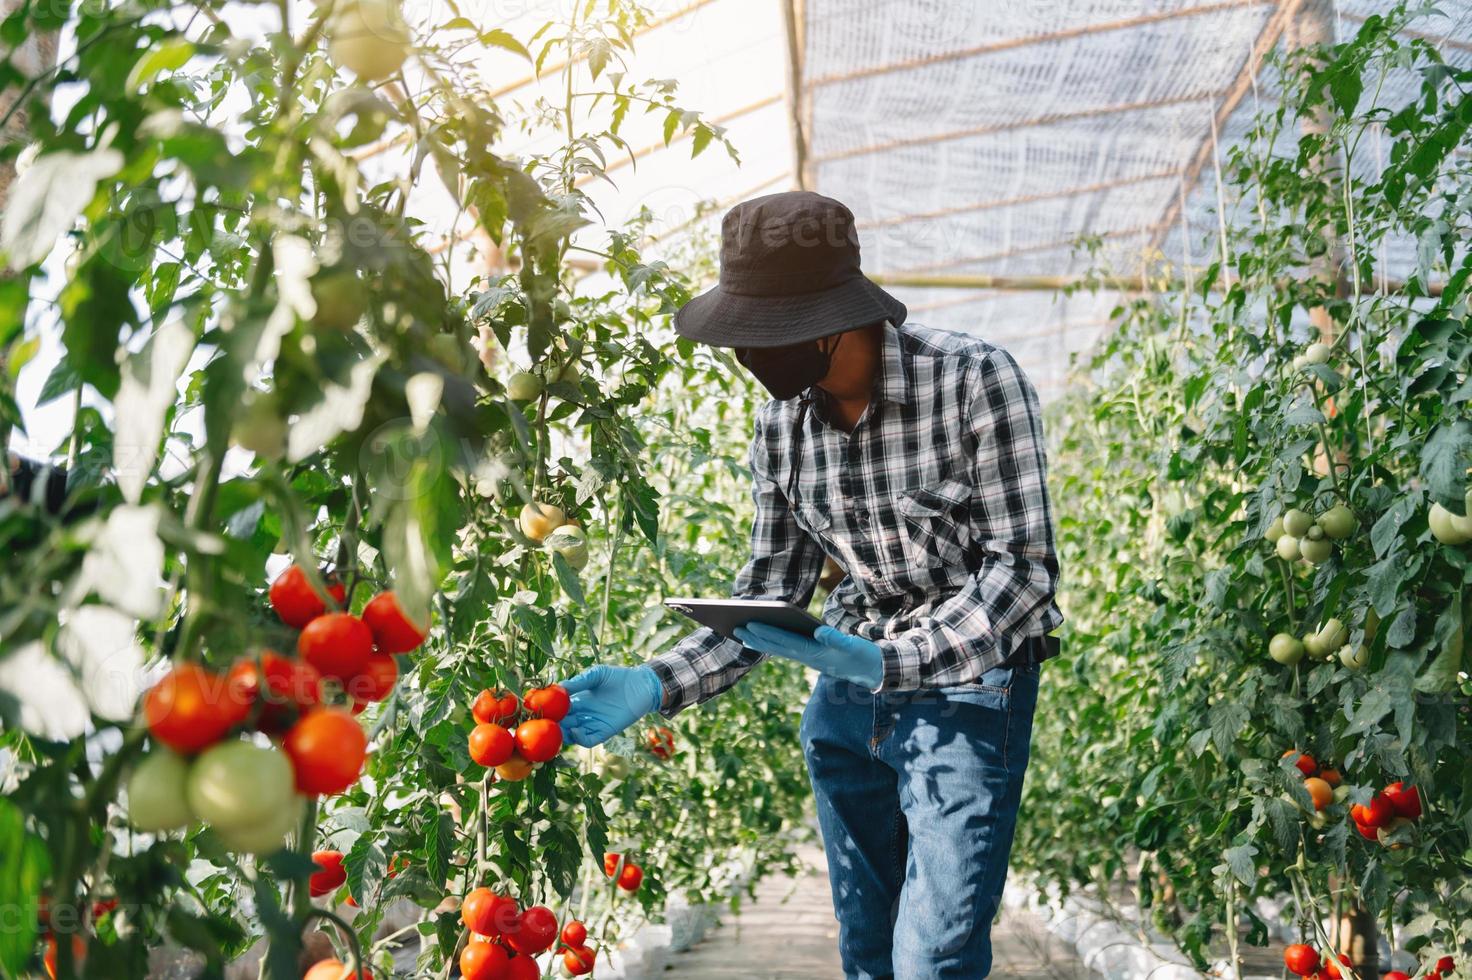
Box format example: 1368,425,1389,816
126,750,196,832
1299,536,1333,565
328,0,411,81
428,334,464,372
1303,632,1327,659
213,795,303,855
1429,502,1472,545
1317,504,1357,540
230,392,287,462
1303,342,1332,365
1317,618,1348,652
1309,810,1329,830
550,360,583,385
599,754,631,780
1291,354,1308,370
544,525,589,571
1264,517,1285,544
1276,534,1302,562
1305,524,1325,541
1338,644,1369,671
1282,509,1314,537
310,272,368,331
1268,633,1305,665
186,741,295,834
506,370,543,401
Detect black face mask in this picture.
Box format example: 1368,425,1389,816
735,334,839,400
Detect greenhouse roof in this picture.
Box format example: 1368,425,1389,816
458,0,1472,401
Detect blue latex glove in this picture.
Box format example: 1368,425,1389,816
732,622,884,689
558,665,664,748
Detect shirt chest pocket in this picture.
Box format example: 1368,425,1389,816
896,477,972,568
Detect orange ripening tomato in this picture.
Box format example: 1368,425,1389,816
284,709,368,795
459,940,509,980
603,852,622,877
297,613,374,681
302,959,373,980
522,685,570,722
514,719,563,763
309,850,347,897
468,724,514,768
144,664,250,753
361,591,429,654
472,689,518,725
269,565,345,629
1303,777,1333,811
1319,768,1342,787
495,755,535,782
345,654,399,705
44,935,86,980
563,945,596,975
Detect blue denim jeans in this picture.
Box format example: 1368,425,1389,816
801,658,1041,980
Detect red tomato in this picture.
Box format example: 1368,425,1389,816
297,613,374,681
617,863,644,892
309,850,347,897
346,654,399,705
90,898,118,920
523,685,570,722
1350,794,1394,830
227,651,322,734
462,887,519,937
505,955,540,980
514,719,563,763
469,724,515,768
1436,956,1455,974
646,726,675,759
144,664,249,753
1319,768,1342,787
1382,782,1422,820
303,959,373,980
472,689,519,725
44,935,86,980
459,940,509,980
563,944,596,975
1285,944,1320,977
505,905,558,955
361,591,429,654
1282,750,1316,777
269,565,345,628
1351,818,1379,841
1385,973,1412,980
561,919,587,948
387,855,409,879
284,709,368,795
603,852,622,877
1323,953,1350,979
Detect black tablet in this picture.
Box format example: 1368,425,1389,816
663,597,824,642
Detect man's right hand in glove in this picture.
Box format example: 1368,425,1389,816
557,664,664,747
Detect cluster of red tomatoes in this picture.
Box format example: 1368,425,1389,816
1282,751,1343,812
645,726,675,760
1286,944,1455,980
468,685,567,781
126,569,427,854
456,888,595,978
1349,780,1422,846
602,852,645,893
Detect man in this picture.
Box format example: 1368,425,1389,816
558,191,1061,979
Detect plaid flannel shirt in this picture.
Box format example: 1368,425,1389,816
648,321,1062,716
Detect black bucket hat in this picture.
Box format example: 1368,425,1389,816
673,191,907,349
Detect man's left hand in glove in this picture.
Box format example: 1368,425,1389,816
732,622,883,689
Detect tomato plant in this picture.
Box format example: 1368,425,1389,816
0,0,812,974
1026,5,1471,972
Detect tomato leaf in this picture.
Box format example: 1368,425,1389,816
1420,420,1472,509
0,800,48,975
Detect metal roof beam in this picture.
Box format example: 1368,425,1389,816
857,169,1185,229
808,1,1274,89
813,92,1221,166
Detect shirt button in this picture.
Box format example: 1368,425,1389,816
857,508,871,529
